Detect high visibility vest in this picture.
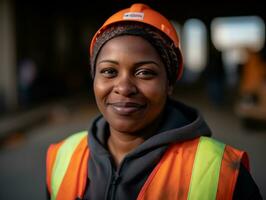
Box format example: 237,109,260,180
46,131,249,200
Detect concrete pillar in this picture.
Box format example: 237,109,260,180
0,0,17,111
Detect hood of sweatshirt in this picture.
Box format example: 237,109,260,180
85,99,212,200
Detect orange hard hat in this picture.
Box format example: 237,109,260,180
90,3,183,80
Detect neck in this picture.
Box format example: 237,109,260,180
107,129,145,167
107,109,165,167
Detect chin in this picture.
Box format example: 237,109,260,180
109,119,144,134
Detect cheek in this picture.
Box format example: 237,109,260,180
139,80,169,104
93,79,110,106
93,80,102,97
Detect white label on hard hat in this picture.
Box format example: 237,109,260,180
123,12,144,20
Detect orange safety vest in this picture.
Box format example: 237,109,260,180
46,131,249,200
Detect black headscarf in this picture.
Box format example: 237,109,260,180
90,22,180,85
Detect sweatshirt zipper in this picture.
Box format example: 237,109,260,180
107,156,127,200
108,172,120,200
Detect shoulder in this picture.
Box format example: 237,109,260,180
199,136,245,155
64,131,88,142
52,131,88,145
47,131,88,156
200,136,249,167
46,131,89,174
198,136,225,149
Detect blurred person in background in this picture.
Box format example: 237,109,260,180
236,47,266,124
18,58,37,107
239,48,266,105
46,3,262,200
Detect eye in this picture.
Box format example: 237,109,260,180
135,68,157,79
99,68,117,78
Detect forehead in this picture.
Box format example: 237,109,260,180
96,35,161,62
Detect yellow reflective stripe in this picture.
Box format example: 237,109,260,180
51,131,87,200
188,136,225,200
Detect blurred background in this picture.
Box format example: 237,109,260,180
0,0,266,199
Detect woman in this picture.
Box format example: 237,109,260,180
46,3,262,200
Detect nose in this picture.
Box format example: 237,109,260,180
114,75,138,97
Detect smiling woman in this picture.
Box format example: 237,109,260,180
46,3,262,200
94,36,168,134
94,35,169,166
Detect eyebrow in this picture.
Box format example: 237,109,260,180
97,60,161,68
134,61,161,68
97,60,119,65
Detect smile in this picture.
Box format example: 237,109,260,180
107,102,146,116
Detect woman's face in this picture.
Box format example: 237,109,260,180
93,35,170,134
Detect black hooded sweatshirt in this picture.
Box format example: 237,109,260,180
79,99,262,200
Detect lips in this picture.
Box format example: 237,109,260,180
107,101,146,116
